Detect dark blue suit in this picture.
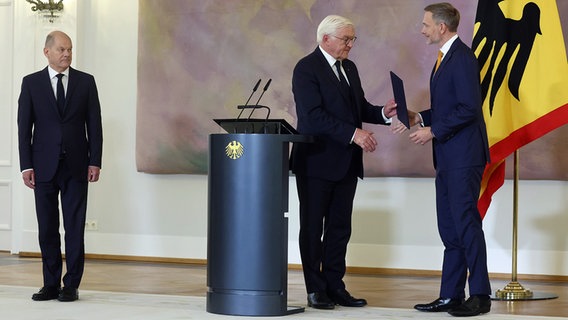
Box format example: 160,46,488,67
18,67,103,289
291,47,389,293
419,38,491,299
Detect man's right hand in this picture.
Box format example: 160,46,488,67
391,110,423,134
353,128,378,152
22,170,35,189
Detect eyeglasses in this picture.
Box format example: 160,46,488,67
331,35,357,45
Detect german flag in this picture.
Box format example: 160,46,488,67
472,0,568,218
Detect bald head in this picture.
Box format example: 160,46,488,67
45,31,72,48
44,31,72,72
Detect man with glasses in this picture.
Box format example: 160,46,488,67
290,15,396,310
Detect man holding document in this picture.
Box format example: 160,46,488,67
290,14,397,310
396,2,492,317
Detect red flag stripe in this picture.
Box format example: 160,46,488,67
478,103,568,218
488,104,568,163
478,160,506,219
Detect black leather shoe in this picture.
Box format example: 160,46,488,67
32,286,61,301
414,297,464,312
448,295,491,317
57,287,79,302
307,292,335,309
328,288,367,307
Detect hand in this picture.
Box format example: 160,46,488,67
22,170,35,189
353,128,378,152
88,166,101,182
383,99,397,118
390,119,408,134
409,127,434,145
391,109,422,134
408,110,423,127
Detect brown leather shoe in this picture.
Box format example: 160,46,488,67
32,286,61,301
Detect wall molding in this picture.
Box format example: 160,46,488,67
0,161,12,167
16,251,568,283
17,230,568,277
0,1,13,168
0,180,11,232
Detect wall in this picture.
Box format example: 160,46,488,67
0,0,14,249
3,0,567,277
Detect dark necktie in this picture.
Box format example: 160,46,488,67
56,73,65,116
334,60,351,96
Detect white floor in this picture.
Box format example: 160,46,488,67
1,285,566,320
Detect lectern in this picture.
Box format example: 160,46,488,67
207,118,310,316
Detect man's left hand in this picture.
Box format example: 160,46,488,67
88,166,101,182
409,127,434,145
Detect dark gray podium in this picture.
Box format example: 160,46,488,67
207,119,310,316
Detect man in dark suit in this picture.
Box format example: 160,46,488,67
290,15,397,310
407,3,492,317
18,31,103,302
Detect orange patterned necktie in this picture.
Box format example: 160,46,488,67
435,50,443,72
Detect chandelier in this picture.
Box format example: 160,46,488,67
26,0,64,23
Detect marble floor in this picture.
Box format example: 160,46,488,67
1,285,566,320
0,253,567,319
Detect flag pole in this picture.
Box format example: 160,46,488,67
493,150,558,301
494,150,532,299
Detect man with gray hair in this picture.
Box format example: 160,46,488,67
290,15,396,310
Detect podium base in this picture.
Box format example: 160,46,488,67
286,305,305,315
207,290,305,316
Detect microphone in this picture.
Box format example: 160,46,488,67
247,78,272,120
236,79,261,119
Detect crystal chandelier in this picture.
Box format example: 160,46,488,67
26,0,64,23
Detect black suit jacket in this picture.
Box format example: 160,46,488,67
290,47,388,181
18,67,103,182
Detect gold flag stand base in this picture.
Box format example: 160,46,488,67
495,281,533,300
492,280,558,300
490,151,559,302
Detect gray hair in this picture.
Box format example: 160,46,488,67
45,30,72,48
316,15,354,44
424,2,460,32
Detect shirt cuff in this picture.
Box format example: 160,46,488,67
418,113,425,127
382,107,392,124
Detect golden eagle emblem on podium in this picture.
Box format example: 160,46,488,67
225,141,244,160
